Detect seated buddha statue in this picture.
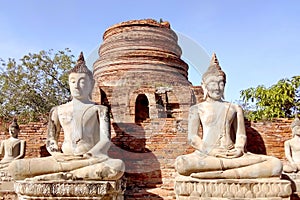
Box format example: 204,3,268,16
283,115,300,173
0,119,25,170
9,52,125,181
175,53,282,179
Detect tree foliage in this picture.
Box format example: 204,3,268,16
240,76,300,121
0,49,75,122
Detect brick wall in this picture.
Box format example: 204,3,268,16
0,118,293,199
0,121,64,159
245,119,292,159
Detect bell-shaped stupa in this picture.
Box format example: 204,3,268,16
93,19,195,123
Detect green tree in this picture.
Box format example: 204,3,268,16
240,76,300,121
0,49,75,122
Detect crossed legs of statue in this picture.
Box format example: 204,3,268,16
9,156,125,181
175,151,282,179
69,159,125,180
0,163,9,170
283,163,300,173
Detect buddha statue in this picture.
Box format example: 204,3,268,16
8,52,125,180
283,115,300,173
175,53,282,179
0,119,25,170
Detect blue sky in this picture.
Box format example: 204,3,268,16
0,0,300,102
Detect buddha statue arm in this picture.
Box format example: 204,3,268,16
85,106,111,158
284,140,295,165
219,105,245,159
0,140,3,156
234,105,247,152
46,107,61,154
14,140,26,160
187,105,203,151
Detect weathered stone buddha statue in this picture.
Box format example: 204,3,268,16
8,52,125,181
0,119,25,170
283,115,300,173
175,53,282,179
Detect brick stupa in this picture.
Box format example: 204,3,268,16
93,19,203,199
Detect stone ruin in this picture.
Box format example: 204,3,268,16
0,18,299,199
92,19,203,199
93,19,202,122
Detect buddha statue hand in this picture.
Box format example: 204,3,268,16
215,148,243,159
290,162,298,172
83,152,109,162
52,152,84,162
208,148,227,157
46,139,59,153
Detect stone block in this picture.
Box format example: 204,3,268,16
0,170,17,200
0,181,14,191
15,179,126,200
282,173,300,194
0,191,17,200
175,175,292,200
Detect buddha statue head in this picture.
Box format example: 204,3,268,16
291,114,300,136
68,52,95,100
202,53,226,100
9,118,20,138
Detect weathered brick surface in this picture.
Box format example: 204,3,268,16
245,119,293,159
92,20,194,199
93,19,193,127
0,118,294,199
0,19,296,199
90,19,295,199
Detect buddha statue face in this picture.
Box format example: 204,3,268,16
293,125,300,137
203,75,225,101
292,116,300,137
202,53,226,101
9,124,19,138
69,73,92,100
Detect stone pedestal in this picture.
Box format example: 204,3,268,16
282,173,300,198
14,179,126,200
0,170,18,199
0,170,14,190
175,175,292,200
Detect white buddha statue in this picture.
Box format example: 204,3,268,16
0,119,25,170
175,53,282,179
283,115,300,173
9,53,125,181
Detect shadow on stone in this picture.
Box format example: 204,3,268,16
281,173,300,200
109,122,163,199
291,193,300,200
39,144,51,157
245,120,267,154
282,173,297,192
